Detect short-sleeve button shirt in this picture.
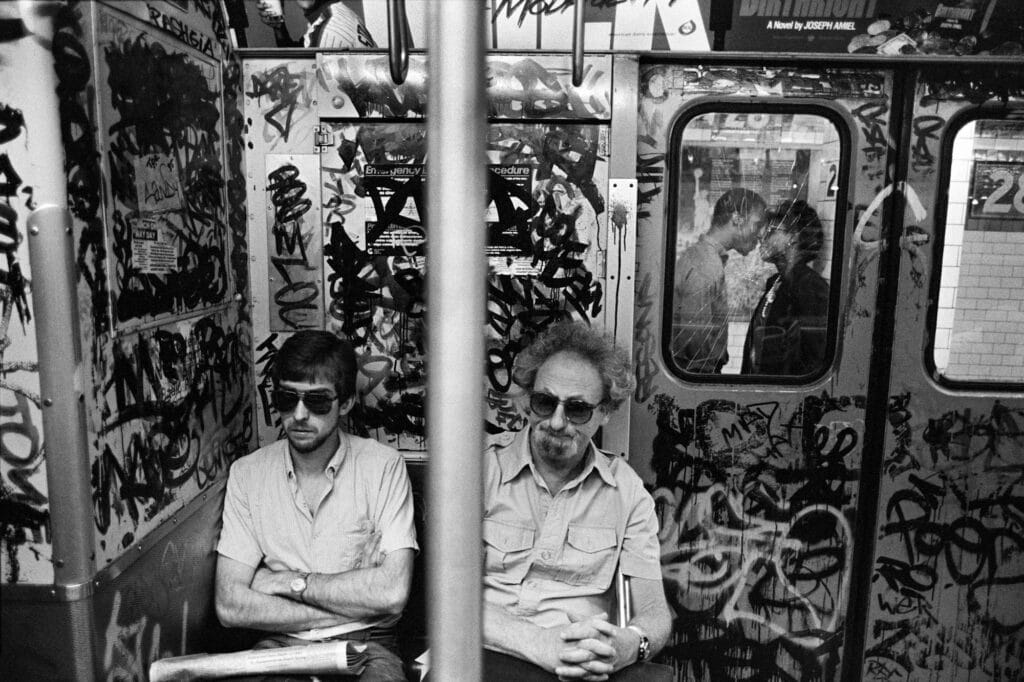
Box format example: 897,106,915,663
217,433,418,638
482,428,662,629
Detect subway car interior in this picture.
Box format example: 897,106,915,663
1,0,1023,680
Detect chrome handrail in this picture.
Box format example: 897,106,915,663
572,0,585,87
387,0,409,84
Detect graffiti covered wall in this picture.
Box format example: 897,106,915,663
861,73,1024,682
54,0,254,568
246,53,614,450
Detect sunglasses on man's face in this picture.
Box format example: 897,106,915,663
529,391,601,425
272,388,338,415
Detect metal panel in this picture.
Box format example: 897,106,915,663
602,54,640,457
629,63,894,680
0,0,64,586
859,67,1024,682
63,1,255,568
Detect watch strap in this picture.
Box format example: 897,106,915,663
626,625,650,662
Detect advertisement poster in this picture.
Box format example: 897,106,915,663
727,1,1022,56
363,163,425,256
486,164,533,271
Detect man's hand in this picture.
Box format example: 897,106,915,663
555,613,639,680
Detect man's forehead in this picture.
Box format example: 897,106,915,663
279,376,334,390
533,353,603,399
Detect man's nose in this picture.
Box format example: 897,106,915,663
548,403,568,430
293,399,310,420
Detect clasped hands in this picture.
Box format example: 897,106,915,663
547,612,639,682
250,531,384,599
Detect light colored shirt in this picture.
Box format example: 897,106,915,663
482,429,661,629
672,234,729,373
217,432,417,639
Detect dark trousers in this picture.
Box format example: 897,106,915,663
479,650,674,682
234,627,408,682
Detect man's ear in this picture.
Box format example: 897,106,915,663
599,406,612,426
338,394,356,416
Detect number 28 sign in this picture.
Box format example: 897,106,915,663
970,161,1024,219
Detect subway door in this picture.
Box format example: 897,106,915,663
630,64,895,680
860,68,1024,682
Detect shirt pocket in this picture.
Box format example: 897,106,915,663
324,518,376,573
482,518,535,584
561,524,618,587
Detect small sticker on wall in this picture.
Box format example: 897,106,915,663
131,215,179,275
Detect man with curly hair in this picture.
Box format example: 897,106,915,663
742,200,829,376
481,321,672,681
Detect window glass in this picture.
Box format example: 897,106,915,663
933,118,1024,384
668,111,842,378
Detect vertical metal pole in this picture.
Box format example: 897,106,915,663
425,2,486,680
26,206,91,586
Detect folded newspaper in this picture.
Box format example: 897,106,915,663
149,640,367,681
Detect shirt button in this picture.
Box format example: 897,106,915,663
541,550,552,561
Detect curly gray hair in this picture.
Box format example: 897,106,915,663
512,320,636,411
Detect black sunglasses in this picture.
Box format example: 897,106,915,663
529,392,601,425
272,388,338,415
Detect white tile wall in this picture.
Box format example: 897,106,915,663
934,121,1024,382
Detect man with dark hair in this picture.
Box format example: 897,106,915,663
215,330,416,681
672,187,767,373
742,200,829,376
482,321,672,681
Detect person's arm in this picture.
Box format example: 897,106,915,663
625,576,672,657
252,547,414,620
215,555,348,632
215,459,338,632
566,474,672,673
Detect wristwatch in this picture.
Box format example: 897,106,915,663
627,625,650,662
289,572,310,602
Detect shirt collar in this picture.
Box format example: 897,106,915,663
282,430,349,479
496,427,617,488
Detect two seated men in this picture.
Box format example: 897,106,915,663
215,325,670,680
